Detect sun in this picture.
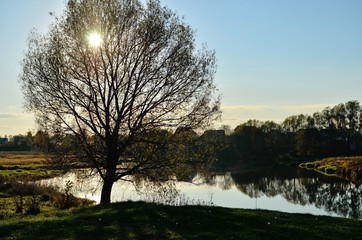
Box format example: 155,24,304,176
87,31,102,47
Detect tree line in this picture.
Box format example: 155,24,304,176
0,133,33,151
2,100,361,171
217,100,362,170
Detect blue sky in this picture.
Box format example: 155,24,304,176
0,0,361,135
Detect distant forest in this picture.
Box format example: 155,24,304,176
1,100,361,169
217,100,362,170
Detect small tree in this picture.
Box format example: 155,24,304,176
20,0,220,203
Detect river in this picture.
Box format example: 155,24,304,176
39,167,362,219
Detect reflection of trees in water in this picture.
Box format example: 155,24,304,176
313,182,362,218
202,172,235,190
209,169,362,218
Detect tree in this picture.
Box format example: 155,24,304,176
281,114,307,133
331,103,348,131
295,129,320,157
344,100,361,153
259,121,281,133
345,100,360,133
20,0,220,203
232,125,265,161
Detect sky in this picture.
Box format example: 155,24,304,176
0,0,361,136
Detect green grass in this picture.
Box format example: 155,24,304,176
0,201,361,240
300,156,362,182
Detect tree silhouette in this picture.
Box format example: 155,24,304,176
20,0,220,203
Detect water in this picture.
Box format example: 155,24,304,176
39,168,362,219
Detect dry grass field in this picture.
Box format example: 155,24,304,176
0,152,45,165
0,152,55,180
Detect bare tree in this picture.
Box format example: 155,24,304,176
20,0,220,203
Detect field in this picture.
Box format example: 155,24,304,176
0,152,56,180
0,152,45,164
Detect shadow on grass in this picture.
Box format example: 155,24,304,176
1,201,361,240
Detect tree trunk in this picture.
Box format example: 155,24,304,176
100,175,114,204
100,149,117,204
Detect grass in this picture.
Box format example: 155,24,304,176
0,152,93,219
0,152,45,165
0,152,50,210
0,152,60,180
300,156,362,182
0,201,361,240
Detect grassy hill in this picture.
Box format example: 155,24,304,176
0,201,361,240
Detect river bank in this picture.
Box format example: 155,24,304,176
300,156,362,182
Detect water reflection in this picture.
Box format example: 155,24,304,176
40,168,362,219
206,169,362,219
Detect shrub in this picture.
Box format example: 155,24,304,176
13,196,24,213
40,194,51,202
0,200,10,219
49,181,78,209
26,203,40,215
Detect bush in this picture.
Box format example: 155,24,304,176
51,181,80,209
9,182,41,196
0,200,10,219
26,203,40,215
40,194,51,202
13,196,24,213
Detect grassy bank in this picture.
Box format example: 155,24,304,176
300,156,362,182
0,201,361,240
0,152,93,218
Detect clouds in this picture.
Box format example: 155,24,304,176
0,112,34,135
219,103,331,128
0,113,27,119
